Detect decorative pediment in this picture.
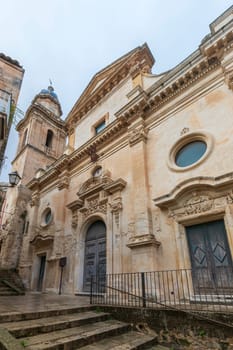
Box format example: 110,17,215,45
67,174,127,225
66,43,154,128
77,175,113,200
154,174,233,222
153,173,233,208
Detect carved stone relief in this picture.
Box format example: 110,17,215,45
224,71,233,91
180,127,190,136
128,125,148,146
154,208,161,233
78,175,113,199
227,190,233,204
167,190,233,221
109,197,123,228
57,176,70,190
30,193,40,207
184,194,213,215
80,197,108,218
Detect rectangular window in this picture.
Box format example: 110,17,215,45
95,120,106,134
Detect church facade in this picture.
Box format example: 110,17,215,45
1,7,233,295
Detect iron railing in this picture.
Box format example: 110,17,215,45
90,268,233,314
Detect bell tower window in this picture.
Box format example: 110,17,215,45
45,130,53,148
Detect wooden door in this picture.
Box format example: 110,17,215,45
186,220,233,293
83,221,106,292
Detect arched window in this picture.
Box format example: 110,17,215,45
22,129,28,148
45,130,53,148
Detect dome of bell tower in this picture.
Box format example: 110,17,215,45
32,84,62,118
39,85,59,102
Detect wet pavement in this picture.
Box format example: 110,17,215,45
0,292,90,314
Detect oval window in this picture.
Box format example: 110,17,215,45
175,141,207,167
45,209,52,224
41,208,52,226
93,167,102,177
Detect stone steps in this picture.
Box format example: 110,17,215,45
19,319,131,350
76,330,162,350
0,311,110,338
0,305,163,350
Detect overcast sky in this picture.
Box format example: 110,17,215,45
1,0,232,181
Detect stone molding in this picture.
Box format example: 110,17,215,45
17,104,65,132
77,175,113,200
153,173,233,208
128,124,149,146
57,172,70,191
30,193,40,207
30,234,54,245
67,175,127,228
154,175,233,223
127,234,161,248
79,197,108,218
109,197,123,228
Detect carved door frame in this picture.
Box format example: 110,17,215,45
67,173,126,293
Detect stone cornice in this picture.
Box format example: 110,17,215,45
66,199,83,211
201,19,233,57
17,103,65,132
12,143,57,165
27,117,128,190
147,57,220,113
104,178,127,194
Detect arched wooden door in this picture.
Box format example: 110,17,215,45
83,221,106,292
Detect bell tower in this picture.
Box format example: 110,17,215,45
12,85,66,185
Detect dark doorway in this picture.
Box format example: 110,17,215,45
37,255,46,291
186,220,233,294
83,221,106,292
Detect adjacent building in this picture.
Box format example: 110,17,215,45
1,6,233,297
0,53,24,173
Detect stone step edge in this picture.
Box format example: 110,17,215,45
8,312,110,338
0,305,96,323
20,322,131,350
0,327,24,350
77,330,158,350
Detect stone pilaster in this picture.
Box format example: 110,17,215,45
127,118,160,271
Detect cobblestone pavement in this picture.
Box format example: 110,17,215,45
0,292,90,314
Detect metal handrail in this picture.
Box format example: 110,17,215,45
90,269,233,328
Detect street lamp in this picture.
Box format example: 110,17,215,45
0,171,21,188
8,171,21,187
